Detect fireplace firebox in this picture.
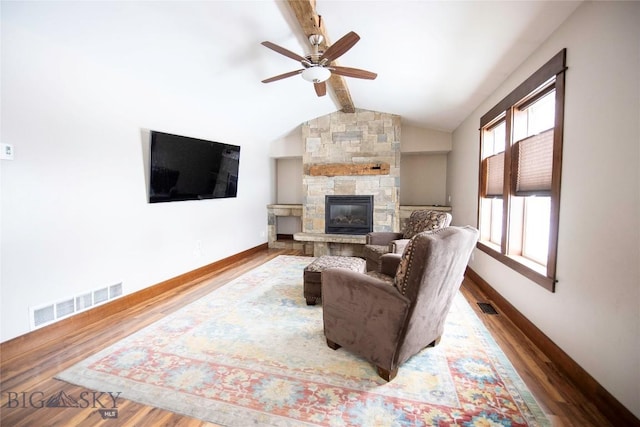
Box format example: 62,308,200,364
325,195,374,235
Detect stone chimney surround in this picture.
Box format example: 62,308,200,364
301,109,401,236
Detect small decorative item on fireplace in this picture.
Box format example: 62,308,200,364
325,195,374,235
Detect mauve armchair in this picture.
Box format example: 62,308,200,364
321,226,479,381
362,209,452,271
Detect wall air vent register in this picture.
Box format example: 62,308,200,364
29,282,123,330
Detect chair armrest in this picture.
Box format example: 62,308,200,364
321,268,411,369
366,232,403,245
379,253,402,276
390,239,410,254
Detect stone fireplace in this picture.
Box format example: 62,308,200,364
324,195,373,235
270,110,452,255
301,109,401,236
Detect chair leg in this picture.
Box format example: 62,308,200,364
427,336,442,347
326,339,341,350
376,366,398,382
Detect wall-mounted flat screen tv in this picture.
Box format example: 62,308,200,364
149,131,240,203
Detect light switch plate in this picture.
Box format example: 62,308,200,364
1,144,14,160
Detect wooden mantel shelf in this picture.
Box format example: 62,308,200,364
307,162,390,177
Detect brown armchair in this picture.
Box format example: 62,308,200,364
362,209,452,271
321,226,479,381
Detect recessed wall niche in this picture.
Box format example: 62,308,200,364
275,158,303,236
400,153,448,206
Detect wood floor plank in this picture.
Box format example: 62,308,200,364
460,279,618,427
0,248,628,426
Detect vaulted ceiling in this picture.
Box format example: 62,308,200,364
4,1,582,143
254,0,581,137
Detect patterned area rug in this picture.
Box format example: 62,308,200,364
57,255,550,426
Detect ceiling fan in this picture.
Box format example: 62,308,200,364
261,31,377,97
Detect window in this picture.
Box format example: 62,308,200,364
478,49,566,292
480,120,505,247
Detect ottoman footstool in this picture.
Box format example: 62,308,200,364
303,255,367,305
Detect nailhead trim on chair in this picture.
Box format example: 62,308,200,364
394,238,415,295
394,228,449,295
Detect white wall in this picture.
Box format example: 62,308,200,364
1,2,273,341
400,154,447,206
270,127,304,159
401,124,451,154
448,1,640,417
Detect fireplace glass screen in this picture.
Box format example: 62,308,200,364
325,195,374,235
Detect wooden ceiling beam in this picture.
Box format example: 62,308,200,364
286,0,356,113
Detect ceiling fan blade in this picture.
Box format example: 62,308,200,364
314,81,327,97
261,41,307,63
319,31,360,63
330,66,377,80
261,69,304,83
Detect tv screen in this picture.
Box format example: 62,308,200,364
149,131,240,203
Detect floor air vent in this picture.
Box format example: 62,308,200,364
30,282,123,330
477,302,499,315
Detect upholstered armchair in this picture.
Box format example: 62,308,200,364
363,209,452,271
321,226,479,381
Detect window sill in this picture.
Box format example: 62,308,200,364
477,241,556,292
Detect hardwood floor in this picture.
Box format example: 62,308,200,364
0,248,622,426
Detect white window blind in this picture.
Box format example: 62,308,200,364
513,129,554,196
483,152,504,197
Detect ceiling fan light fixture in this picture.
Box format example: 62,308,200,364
301,66,331,83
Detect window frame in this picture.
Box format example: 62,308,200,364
477,49,566,292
